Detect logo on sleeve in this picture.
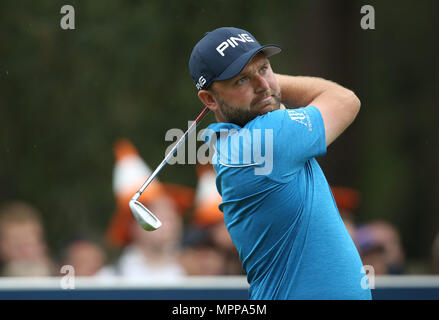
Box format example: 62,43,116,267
287,109,313,131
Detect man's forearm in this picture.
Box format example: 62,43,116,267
275,74,349,108
275,73,361,146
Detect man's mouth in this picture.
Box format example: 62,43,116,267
253,95,272,108
253,95,274,114
257,96,272,105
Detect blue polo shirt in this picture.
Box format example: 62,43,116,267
203,106,371,300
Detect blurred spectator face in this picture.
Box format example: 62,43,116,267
131,195,183,252
360,246,388,275
0,202,53,276
180,245,226,276
0,219,47,263
63,241,105,276
355,220,405,274
209,222,235,252
368,221,405,271
207,222,244,275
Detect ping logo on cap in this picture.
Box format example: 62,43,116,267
189,27,281,91
216,33,255,57
196,76,207,90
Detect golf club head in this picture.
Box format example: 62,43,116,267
129,199,162,231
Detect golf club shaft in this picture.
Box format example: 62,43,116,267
132,106,210,201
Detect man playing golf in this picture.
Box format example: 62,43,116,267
189,27,371,299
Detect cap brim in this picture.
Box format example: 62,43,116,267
214,44,282,82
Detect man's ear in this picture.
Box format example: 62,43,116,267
198,90,218,112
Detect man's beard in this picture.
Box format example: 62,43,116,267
215,91,282,127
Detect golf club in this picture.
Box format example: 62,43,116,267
129,106,210,231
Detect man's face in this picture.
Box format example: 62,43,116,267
210,53,281,126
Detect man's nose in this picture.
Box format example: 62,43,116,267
253,74,269,93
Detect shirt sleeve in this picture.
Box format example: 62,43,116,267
267,106,326,181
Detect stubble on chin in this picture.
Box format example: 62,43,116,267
254,91,282,116
218,101,255,127
215,90,282,127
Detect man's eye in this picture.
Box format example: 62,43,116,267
237,77,247,84
260,66,268,73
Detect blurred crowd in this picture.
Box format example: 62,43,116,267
1,139,438,279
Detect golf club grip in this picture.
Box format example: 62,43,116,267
134,106,210,197
194,106,210,124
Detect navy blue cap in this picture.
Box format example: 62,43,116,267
189,27,282,91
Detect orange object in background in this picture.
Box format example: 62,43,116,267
192,164,224,227
330,186,361,213
106,139,194,248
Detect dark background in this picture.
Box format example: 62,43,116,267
1,0,438,271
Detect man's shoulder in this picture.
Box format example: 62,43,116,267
206,122,240,132
246,109,286,128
